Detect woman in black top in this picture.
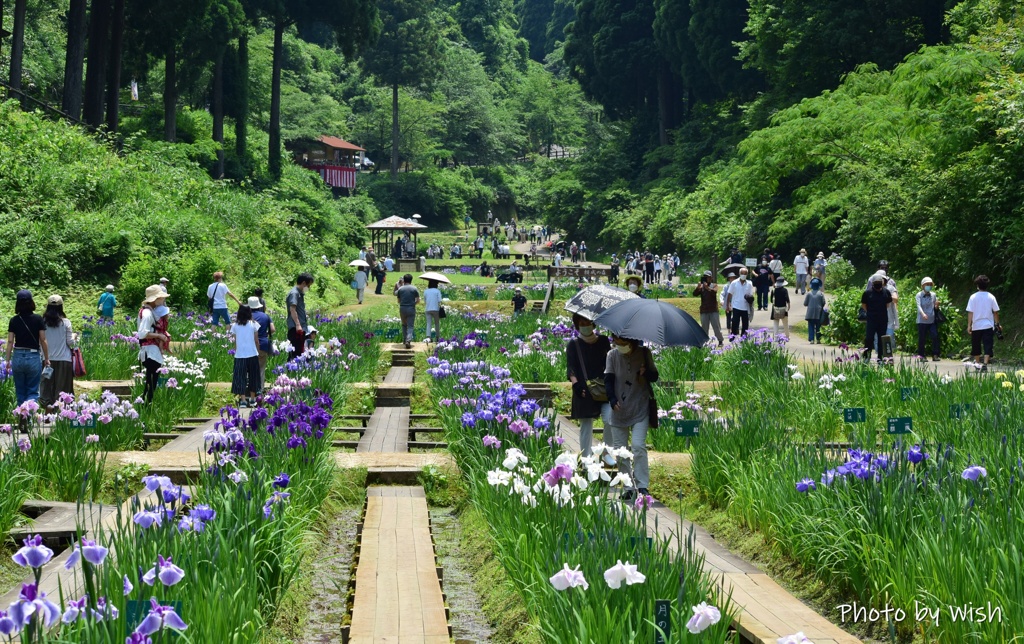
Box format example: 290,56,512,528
770,278,791,339
5,290,50,429
861,274,893,361
565,313,612,456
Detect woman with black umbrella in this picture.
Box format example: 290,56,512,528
566,314,611,457
603,335,659,502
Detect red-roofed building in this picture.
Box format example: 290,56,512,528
288,135,367,190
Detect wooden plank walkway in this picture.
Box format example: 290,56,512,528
356,407,411,453
384,366,415,383
349,486,449,644
555,415,860,644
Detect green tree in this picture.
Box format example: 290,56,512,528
360,0,442,177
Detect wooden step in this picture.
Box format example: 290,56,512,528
408,441,447,450
336,414,372,427
180,418,214,424
408,427,445,434
333,440,360,449
143,433,184,443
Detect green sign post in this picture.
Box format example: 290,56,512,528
887,416,913,435
673,420,700,437
843,407,866,423
654,600,671,644
71,415,96,429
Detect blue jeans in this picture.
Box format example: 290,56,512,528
211,308,231,326
807,320,821,342
12,350,42,405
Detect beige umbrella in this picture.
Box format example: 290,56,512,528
418,271,452,285
349,259,370,268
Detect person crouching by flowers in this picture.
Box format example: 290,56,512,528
229,305,262,408
137,286,170,403
603,335,659,502
566,313,611,457
248,296,274,394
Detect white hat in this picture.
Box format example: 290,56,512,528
306,326,317,335
159,277,169,283
817,252,825,258
105,284,115,292
514,287,522,292
869,273,886,284
921,277,934,286
247,296,263,309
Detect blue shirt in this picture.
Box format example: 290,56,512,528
252,310,272,352
98,292,116,316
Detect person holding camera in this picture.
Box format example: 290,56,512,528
694,271,723,345
861,274,893,362
966,275,1000,372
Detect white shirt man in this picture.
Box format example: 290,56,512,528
793,251,809,294
725,270,754,336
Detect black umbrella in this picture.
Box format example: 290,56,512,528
593,299,709,347
564,284,640,320
720,263,745,277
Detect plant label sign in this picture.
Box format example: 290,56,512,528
384,329,399,340
654,599,671,643
887,416,913,435
900,387,919,401
82,329,93,338
949,403,975,419
674,420,700,437
514,334,525,341
71,415,96,429
157,377,168,388
843,408,866,423
744,258,758,267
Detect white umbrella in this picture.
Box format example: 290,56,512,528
349,260,369,267
418,271,452,285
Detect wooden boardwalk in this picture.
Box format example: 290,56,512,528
356,407,411,453
349,486,449,644
555,415,860,644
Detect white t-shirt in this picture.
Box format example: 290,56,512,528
230,321,260,359
136,308,164,365
207,282,230,309
966,292,999,331
384,258,394,271
769,259,783,274
794,255,809,275
354,270,368,289
720,281,733,308
424,288,442,312
727,279,754,312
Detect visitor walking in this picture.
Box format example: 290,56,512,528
286,273,314,360
915,277,941,361
424,279,442,342
579,241,588,262
966,275,1000,372
726,268,754,336
693,271,723,345
793,249,809,295
768,254,783,281
353,266,368,304
395,275,420,348
229,305,261,408
753,259,772,311
861,274,892,362
654,257,663,282
207,272,241,326
804,279,826,343
770,278,790,339
249,297,273,393
39,295,74,409
644,250,655,284
813,253,827,290
566,314,611,457
6,290,50,419
721,272,736,333
603,335,659,501
136,286,169,404
98,285,117,320
512,287,527,314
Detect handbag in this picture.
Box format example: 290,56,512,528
820,308,831,327
857,308,868,322
573,341,608,402
773,306,788,319
72,348,87,378
438,306,447,319
934,306,947,325
350,280,359,290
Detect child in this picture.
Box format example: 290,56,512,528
771,277,790,339
512,287,527,315
304,326,318,351
229,305,261,408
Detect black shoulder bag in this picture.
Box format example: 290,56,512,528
573,341,608,402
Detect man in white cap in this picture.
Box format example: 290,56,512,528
98,285,117,320
248,296,274,392
158,277,169,293
793,249,809,295
512,287,527,315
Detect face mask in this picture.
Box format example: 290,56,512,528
873,283,883,291
740,275,747,282
924,285,932,292
578,325,594,337
615,344,632,355
628,284,639,292
812,286,820,291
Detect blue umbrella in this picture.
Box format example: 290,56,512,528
592,299,708,347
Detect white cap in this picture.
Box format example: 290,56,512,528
869,273,886,284
921,277,934,286
247,296,263,309
307,326,317,335
159,277,169,283
105,284,115,291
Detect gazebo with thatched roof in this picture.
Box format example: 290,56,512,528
366,216,428,261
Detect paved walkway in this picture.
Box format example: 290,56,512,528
349,486,449,644
555,415,860,644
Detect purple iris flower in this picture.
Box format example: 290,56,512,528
124,575,134,596
134,598,188,636
542,463,574,487
907,445,927,464
190,504,216,522
64,538,108,570
962,465,987,481
133,510,163,529
62,596,89,623
482,435,501,449
273,473,291,489
92,596,118,621
0,610,16,636
141,475,172,492
142,555,185,587
8,584,61,630
795,478,816,493
177,517,205,533
12,535,54,569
